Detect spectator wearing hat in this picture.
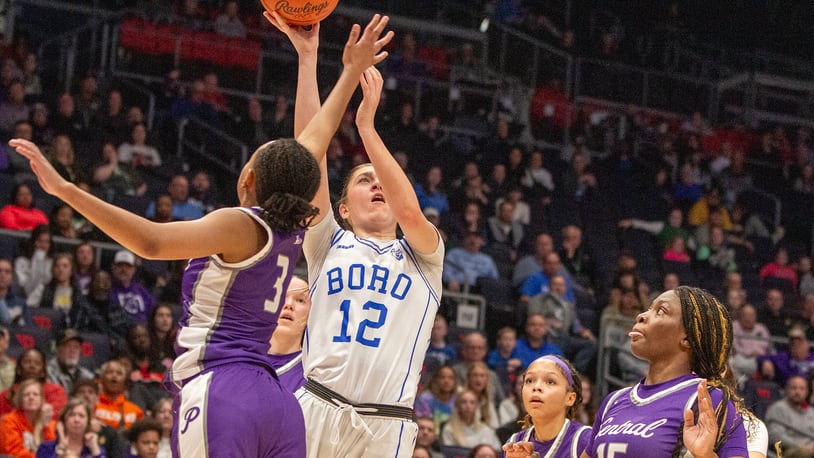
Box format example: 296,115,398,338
109,251,155,326
759,326,814,386
46,329,95,394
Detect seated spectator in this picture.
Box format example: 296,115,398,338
440,390,501,450
151,397,173,458
173,0,208,31
424,315,458,380
496,370,525,437
126,417,161,458
513,313,562,368
558,225,596,292
486,327,522,397
758,288,794,339
730,304,772,384
265,95,293,141
0,379,56,458
415,416,444,458
415,366,458,433
513,233,567,287
443,231,499,293
448,201,488,249
600,286,648,384
46,329,95,396
759,326,814,387
35,397,105,458
36,252,85,313
0,326,14,391
149,195,174,224
95,89,130,146
200,72,228,112
147,304,177,363
0,80,30,136
494,186,531,227
468,444,499,458
672,162,704,210
764,375,814,457
21,53,40,100
71,379,123,457
93,142,147,203
0,258,27,326
73,73,101,133
575,376,597,427
15,224,53,307
797,257,814,298
187,170,216,215
0,183,49,230
662,235,692,264
0,348,67,416
117,123,162,170
109,250,156,325
72,242,97,296
466,361,504,431
145,175,203,221
519,252,575,303
30,104,55,147
50,204,81,240
51,92,86,142
759,247,798,292
94,359,144,431
414,165,449,218
124,324,166,411
170,80,217,125
696,226,737,274
688,187,732,229
527,274,596,376
87,270,130,348
486,200,524,266
521,149,555,204
4,120,35,178
213,1,246,38
452,332,506,406
47,134,87,185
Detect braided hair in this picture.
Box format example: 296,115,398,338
672,286,738,458
252,139,320,233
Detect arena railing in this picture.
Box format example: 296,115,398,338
0,228,124,269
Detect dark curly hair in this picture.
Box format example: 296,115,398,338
252,139,320,233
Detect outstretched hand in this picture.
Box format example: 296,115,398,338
9,138,69,197
264,10,320,55
683,379,718,458
356,66,383,129
342,14,394,72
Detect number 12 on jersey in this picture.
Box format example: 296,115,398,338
332,299,389,348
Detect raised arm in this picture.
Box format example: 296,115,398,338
356,67,439,254
263,11,320,137
295,14,393,225
8,139,260,262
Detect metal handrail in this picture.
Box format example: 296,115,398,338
176,116,249,175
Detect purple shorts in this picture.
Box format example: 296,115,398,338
172,363,306,457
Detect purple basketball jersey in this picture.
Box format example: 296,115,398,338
507,420,591,458
587,374,748,457
170,207,305,383
267,351,305,393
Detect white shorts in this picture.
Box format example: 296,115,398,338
295,386,417,458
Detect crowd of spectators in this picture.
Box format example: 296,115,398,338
0,1,813,456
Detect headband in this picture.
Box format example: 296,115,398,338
539,355,573,387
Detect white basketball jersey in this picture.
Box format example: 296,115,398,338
302,216,444,406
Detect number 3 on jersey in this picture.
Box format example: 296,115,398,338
264,255,289,314
332,299,388,347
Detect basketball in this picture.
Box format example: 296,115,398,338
261,0,340,26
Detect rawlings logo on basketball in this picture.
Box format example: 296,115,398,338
275,1,330,18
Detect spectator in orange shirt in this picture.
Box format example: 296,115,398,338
0,348,67,416
0,378,56,458
94,359,143,431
